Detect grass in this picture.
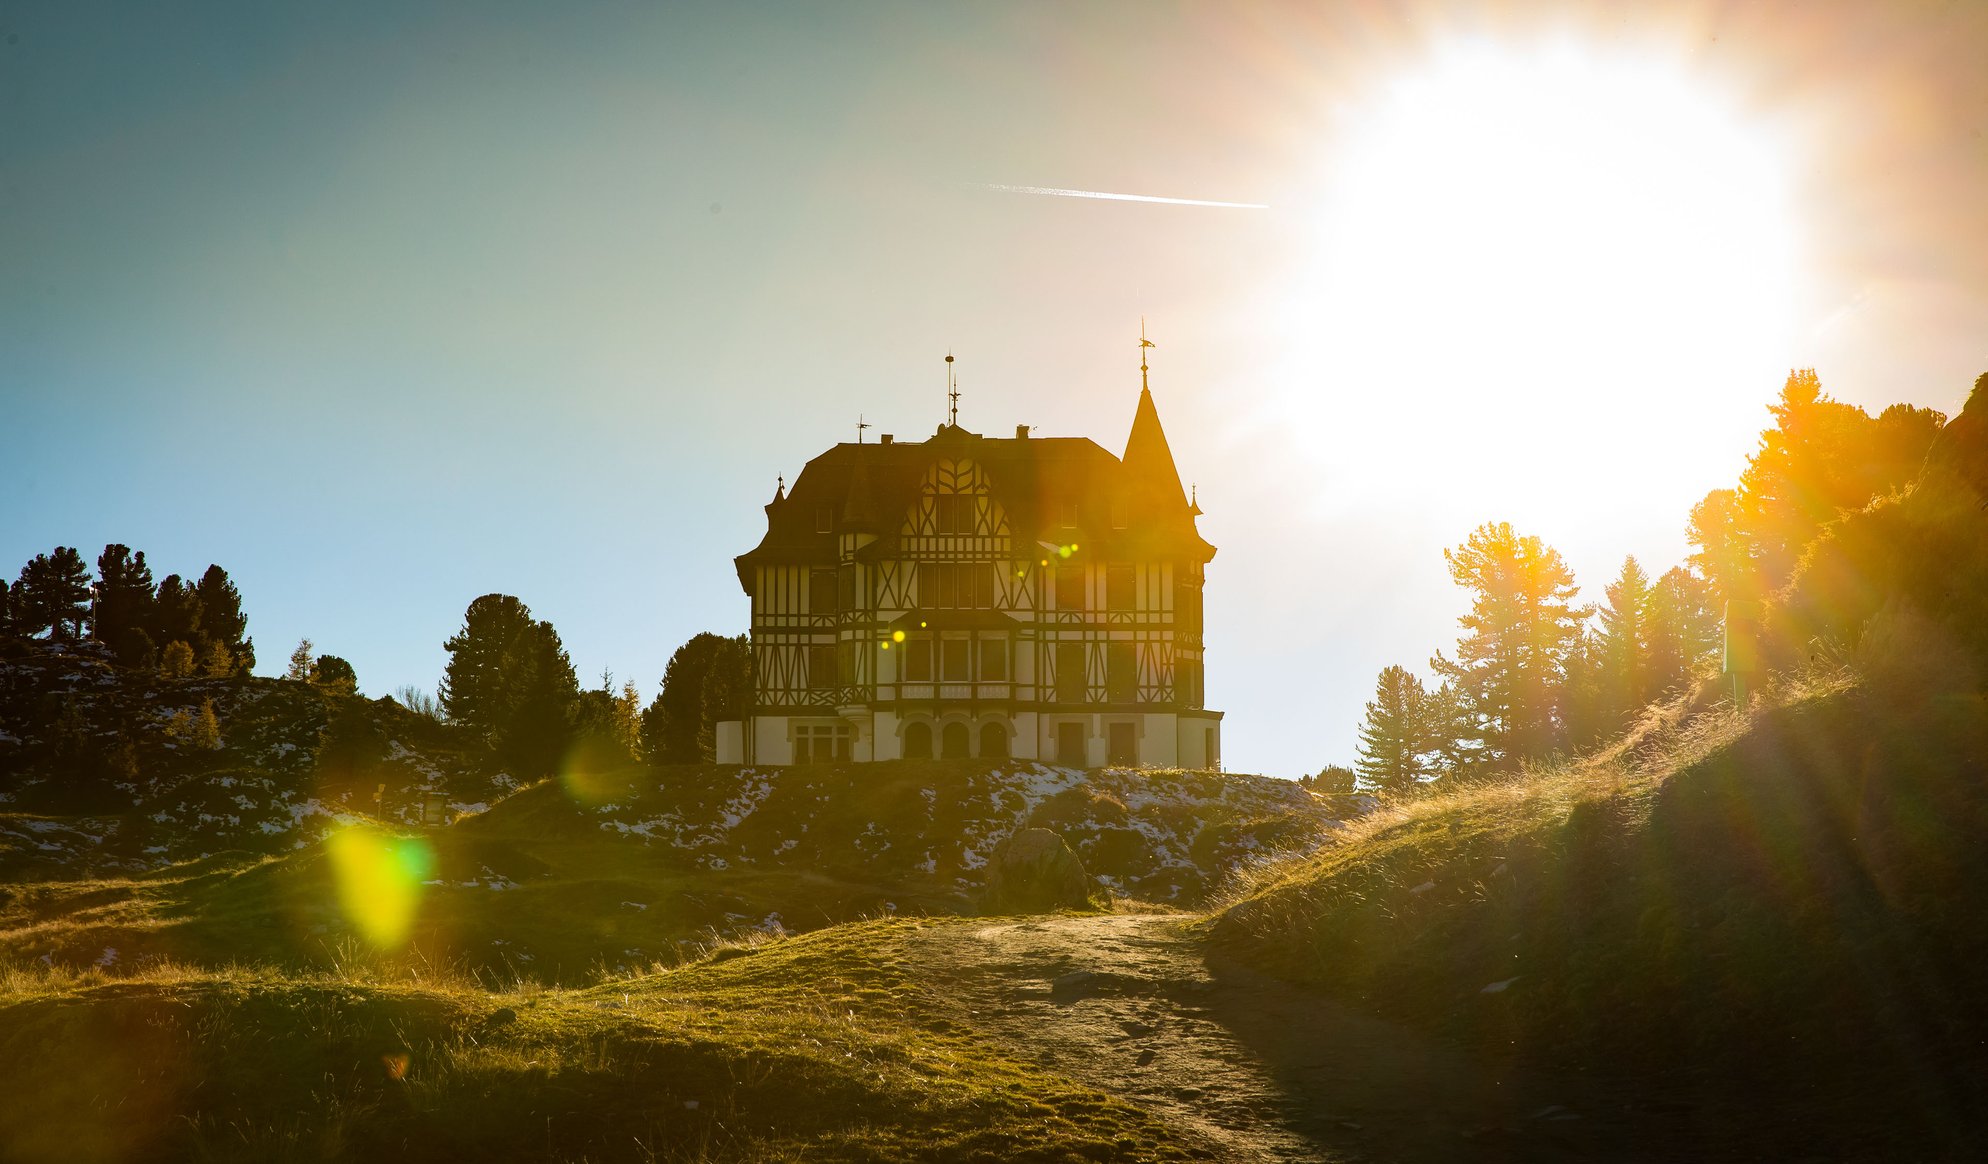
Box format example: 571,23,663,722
1213,665,1988,1156
0,917,1201,1163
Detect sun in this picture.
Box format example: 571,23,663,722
1285,40,1802,521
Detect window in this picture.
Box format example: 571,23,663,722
1055,642,1087,704
934,494,976,535
810,568,837,614
1106,564,1135,612
1058,502,1078,528
1204,727,1217,769
1110,497,1129,529
1056,722,1086,766
838,565,858,612
1176,577,1202,634
941,637,971,682
816,507,834,534
903,721,933,759
1177,657,1203,708
903,634,933,682
793,723,851,763
1108,722,1137,766
808,644,837,690
941,722,970,759
919,562,997,609
1054,565,1085,612
836,640,855,686
978,636,1008,682
1106,642,1136,702
980,722,1009,759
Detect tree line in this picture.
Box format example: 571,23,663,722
0,544,254,678
1339,369,1947,795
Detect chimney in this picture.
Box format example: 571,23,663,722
1015,424,1030,439
880,434,894,445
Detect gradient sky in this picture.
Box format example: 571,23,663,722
5,1,1985,777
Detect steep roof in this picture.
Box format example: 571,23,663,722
735,403,1214,593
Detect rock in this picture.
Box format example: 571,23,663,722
982,828,1093,914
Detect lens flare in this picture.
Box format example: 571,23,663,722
561,736,627,807
327,825,434,947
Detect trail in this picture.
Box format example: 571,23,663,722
907,913,1685,1162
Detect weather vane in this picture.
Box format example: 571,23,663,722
857,413,869,444
1139,317,1156,391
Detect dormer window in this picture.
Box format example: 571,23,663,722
1110,498,1129,529
816,507,834,533
1059,502,1078,528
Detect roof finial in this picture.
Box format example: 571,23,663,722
1139,317,1156,393
945,351,959,428
857,413,869,444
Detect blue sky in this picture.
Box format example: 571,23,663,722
5,1,1986,776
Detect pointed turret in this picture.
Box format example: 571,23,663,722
1122,374,1190,515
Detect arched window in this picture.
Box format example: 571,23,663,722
903,721,933,760
941,721,970,759
980,721,1009,759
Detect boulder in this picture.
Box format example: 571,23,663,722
982,827,1092,914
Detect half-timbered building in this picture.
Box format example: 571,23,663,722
714,366,1221,768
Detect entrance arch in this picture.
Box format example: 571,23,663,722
903,721,933,760
980,721,1009,759
940,721,970,759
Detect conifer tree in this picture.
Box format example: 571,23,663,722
310,655,358,696
0,577,11,636
1353,664,1439,794
14,548,92,640
1596,556,1653,726
645,633,731,763
1431,522,1590,770
697,635,751,762
193,698,223,750
286,639,314,681
91,545,157,661
1644,566,1722,695
152,575,205,659
495,619,579,777
202,639,235,679
440,594,537,742
159,640,197,680
194,564,253,674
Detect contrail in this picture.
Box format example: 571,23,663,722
985,183,1268,210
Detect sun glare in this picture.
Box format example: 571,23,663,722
1290,41,1801,519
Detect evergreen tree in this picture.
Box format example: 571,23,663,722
494,618,579,777
13,548,92,640
316,699,389,802
310,654,358,696
644,632,731,763
614,679,644,761
1309,764,1358,795
1430,522,1589,770
151,575,205,659
0,577,11,636
91,545,157,662
1353,664,1442,793
440,594,537,742
1644,566,1722,695
286,639,315,681
1596,556,1653,728
194,564,254,674
697,634,751,762
1558,628,1610,751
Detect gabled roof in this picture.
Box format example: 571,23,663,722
735,400,1214,593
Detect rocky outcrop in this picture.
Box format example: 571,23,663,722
982,827,1092,913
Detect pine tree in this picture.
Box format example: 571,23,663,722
1430,522,1590,770
13,548,92,640
0,577,11,636
645,633,731,764
1354,664,1439,794
286,639,315,681
697,635,751,762
495,619,579,777
91,545,157,662
310,655,358,696
1596,556,1653,728
152,575,205,659
194,565,253,674
1644,566,1722,695
440,594,537,742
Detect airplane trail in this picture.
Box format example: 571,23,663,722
984,183,1268,210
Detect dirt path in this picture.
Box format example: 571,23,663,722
907,913,1685,1162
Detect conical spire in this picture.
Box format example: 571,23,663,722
1122,326,1189,512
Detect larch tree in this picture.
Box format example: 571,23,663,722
286,639,315,682
1431,522,1590,770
